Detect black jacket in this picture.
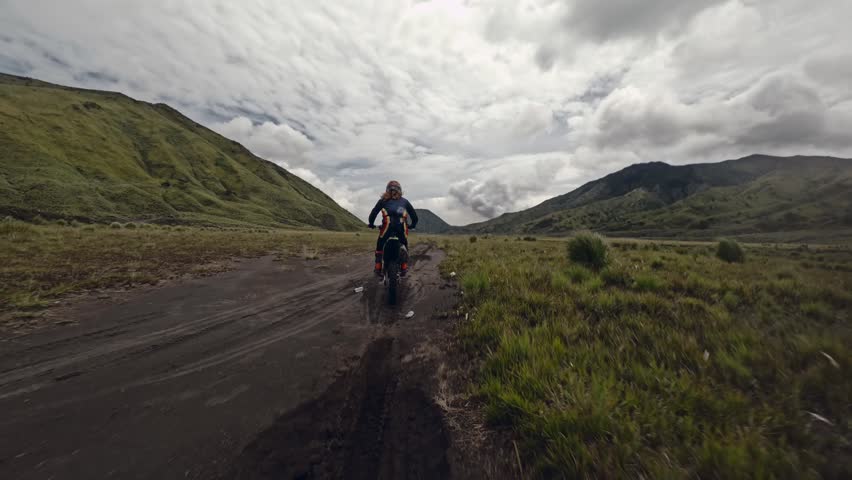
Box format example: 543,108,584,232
368,197,418,229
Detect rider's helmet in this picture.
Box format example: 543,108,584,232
386,180,402,194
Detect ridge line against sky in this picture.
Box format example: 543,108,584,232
2,0,851,225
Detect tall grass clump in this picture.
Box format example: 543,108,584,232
717,239,745,263
0,217,37,237
462,271,490,299
567,231,609,270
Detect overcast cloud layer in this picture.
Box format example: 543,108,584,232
2,0,851,224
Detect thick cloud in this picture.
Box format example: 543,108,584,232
449,179,511,218
211,117,314,168
2,0,851,224
561,0,726,41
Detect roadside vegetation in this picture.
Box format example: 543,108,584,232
0,218,372,331
442,234,852,478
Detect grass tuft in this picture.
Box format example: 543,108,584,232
717,239,746,263
567,231,609,270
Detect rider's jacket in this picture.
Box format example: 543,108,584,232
369,197,419,236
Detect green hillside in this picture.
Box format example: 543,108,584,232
463,155,852,241
415,208,452,234
0,73,361,230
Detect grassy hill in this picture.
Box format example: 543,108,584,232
464,155,852,242
0,73,361,230
415,208,452,234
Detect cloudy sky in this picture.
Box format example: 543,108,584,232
2,0,851,224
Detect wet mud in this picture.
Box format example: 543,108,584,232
0,243,470,479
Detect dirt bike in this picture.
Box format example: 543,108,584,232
381,234,408,305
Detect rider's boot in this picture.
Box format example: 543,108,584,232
400,245,409,277
374,251,383,276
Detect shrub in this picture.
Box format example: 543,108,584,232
124,222,138,229
716,239,745,263
567,231,609,270
31,215,47,225
650,258,665,270
469,236,478,243
55,219,69,226
522,236,537,242
109,222,122,229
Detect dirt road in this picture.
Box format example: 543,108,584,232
0,244,466,479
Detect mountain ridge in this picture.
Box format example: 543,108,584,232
459,154,852,241
0,73,362,230
413,208,452,234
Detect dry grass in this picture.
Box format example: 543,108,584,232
0,221,373,327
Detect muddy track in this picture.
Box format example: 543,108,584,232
0,243,464,479
230,337,450,480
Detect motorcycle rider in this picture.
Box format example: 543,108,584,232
368,180,418,276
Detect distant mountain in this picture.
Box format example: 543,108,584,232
0,73,362,230
464,155,852,241
414,208,452,234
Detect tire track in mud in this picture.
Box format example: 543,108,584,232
0,267,366,399
229,337,451,480
360,250,437,325
229,244,457,479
